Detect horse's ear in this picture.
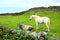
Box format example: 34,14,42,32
30,13,36,16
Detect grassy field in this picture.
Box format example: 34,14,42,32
0,10,60,38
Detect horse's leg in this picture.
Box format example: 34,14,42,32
36,21,39,30
45,23,49,32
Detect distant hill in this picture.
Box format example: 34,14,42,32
0,6,60,15
29,6,60,11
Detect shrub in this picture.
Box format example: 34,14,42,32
0,26,35,40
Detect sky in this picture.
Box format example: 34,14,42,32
0,0,60,13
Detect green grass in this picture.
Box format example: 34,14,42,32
0,10,60,38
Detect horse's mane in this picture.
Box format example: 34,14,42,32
31,15,40,18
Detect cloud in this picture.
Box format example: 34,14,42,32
1,0,59,7
0,0,60,13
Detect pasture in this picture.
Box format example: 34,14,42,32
0,10,60,38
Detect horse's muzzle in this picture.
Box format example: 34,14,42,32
29,19,31,21
30,19,31,21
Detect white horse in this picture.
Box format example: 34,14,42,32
30,15,50,32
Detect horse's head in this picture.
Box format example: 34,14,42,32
30,15,33,20
30,15,36,20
